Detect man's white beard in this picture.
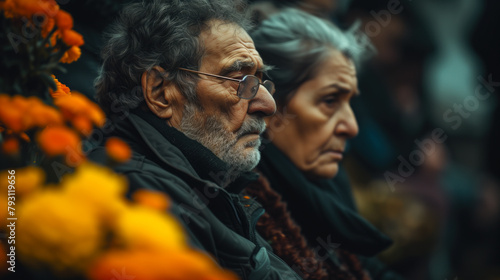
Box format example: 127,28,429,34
179,103,265,175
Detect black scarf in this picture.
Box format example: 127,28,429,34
258,142,392,257
133,109,258,193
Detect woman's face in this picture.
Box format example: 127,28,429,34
267,49,359,179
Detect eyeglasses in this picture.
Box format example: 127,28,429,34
178,67,275,100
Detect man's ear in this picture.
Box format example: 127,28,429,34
141,66,181,119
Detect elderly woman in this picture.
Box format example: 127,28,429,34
246,9,402,280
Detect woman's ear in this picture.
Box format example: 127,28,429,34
141,66,182,119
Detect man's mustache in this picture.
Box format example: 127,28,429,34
237,117,266,137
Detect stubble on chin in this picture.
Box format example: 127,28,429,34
179,103,265,174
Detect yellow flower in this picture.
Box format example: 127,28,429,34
60,46,81,64
17,190,103,273
105,137,132,163
62,163,128,224
89,249,239,280
114,206,187,251
0,166,45,198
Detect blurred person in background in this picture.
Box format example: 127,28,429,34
341,0,500,279
245,8,403,279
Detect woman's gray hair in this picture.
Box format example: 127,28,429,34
251,8,374,106
95,0,250,116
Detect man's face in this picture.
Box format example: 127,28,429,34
179,20,276,173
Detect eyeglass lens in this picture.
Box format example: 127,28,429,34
238,76,275,99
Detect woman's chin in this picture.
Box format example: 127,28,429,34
304,163,339,180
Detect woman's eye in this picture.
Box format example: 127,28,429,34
323,95,339,105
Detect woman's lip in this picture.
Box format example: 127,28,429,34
324,150,344,159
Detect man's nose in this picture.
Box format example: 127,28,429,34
247,85,276,116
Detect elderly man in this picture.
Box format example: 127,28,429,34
88,0,302,279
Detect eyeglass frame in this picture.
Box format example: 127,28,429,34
177,67,275,99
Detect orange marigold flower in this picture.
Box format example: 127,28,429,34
48,31,58,47
54,92,106,134
54,9,73,30
49,75,71,98
61,29,84,47
105,137,131,163
2,0,59,18
132,189,171,211
72,115,93,136
0,94,63,133
0,102,24,132
60,46,81,64
2,137,19,155
89,250,239,280
41,17,55,38
37,126,83,164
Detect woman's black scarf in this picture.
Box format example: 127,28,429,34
257,142,392,257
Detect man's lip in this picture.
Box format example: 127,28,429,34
240,130,262,137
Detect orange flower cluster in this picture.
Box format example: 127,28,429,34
53,9,84,48
1,0,83,63
105,137,132,163
60,46,81,64
0,94,63,134
49,75,71,98
1,137,19,155
90,250,238,280
54,92,106,136
132,189,171,211
37,126,83,165
0,0,59,19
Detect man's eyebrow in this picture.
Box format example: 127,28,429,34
219,60,255,76
260,64,274,74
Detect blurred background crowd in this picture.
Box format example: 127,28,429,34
57,0,500,279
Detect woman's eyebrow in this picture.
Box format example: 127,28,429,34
321,84,361,96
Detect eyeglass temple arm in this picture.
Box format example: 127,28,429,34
178,68,242,83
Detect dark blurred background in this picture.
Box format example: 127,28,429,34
58,0,500,279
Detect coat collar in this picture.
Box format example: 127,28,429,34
126,109,258,193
